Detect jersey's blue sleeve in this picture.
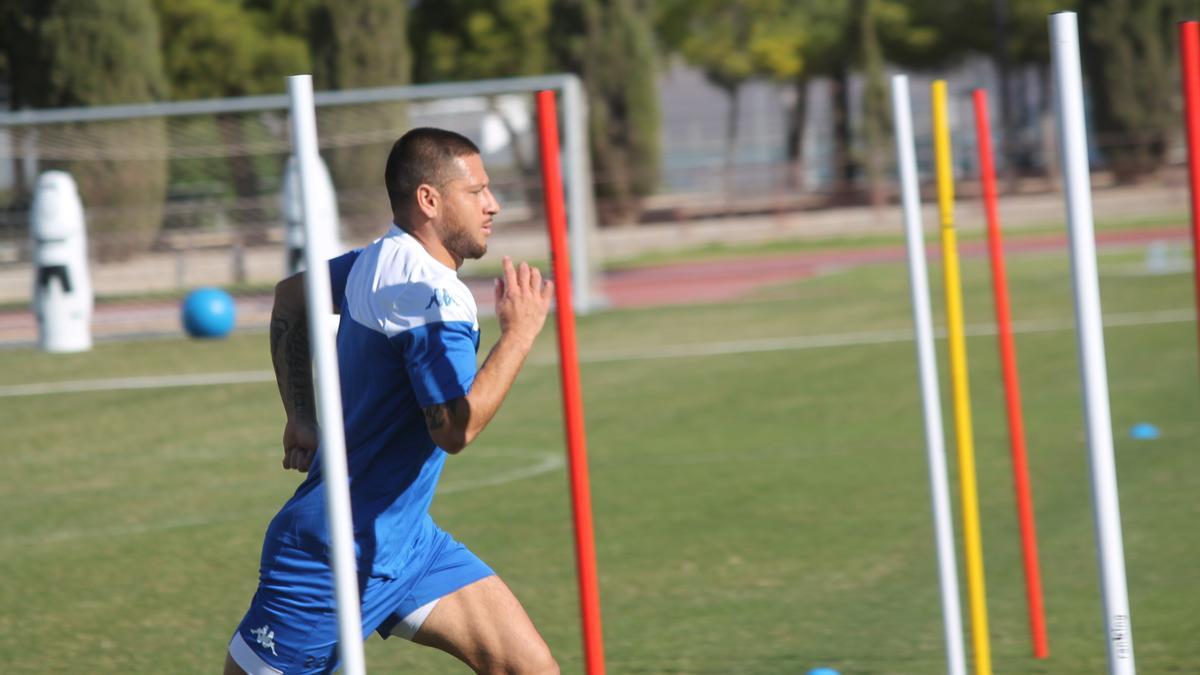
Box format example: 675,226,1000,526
328,249,362,312
391,322,478,408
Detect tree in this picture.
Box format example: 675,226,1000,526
923,0,1187,181
657,0,804,188
409,0,553,209
859,0,891,206
254,0,412,235
772,1,850,189
410,0,552,82
654,0,932,198
1,0,170,259
0,3,43,199
154,0,307,100
153,0,309,228
816,0,962,198
1080,0,1190,181
550,0,661,225
897,0,1072,174
2,0,168,107
412,0,662,226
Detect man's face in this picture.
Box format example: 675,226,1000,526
435,154,499,262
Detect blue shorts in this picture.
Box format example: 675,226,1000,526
229,525,493,674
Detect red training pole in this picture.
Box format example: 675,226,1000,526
972,89,1049,659
1180,21,1200,368
535,89,606,675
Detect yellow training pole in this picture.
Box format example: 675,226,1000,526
932,80,993,675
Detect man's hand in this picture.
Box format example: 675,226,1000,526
282,418,319,472
494,256,553,346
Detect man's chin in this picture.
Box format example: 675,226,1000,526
445,234,487,261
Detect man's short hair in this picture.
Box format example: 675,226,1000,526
385,128,481,213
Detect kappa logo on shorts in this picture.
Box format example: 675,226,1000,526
250,624,279,656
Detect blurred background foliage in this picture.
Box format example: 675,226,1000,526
0,0,1196,230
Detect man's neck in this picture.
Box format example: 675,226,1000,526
394,220,461,270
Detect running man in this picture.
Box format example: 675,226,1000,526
224,128,559,674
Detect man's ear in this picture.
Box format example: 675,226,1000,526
415,184,440,219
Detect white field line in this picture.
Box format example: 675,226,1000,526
4,449,564,548
1,307,1193,398
439,450,565,495
4,514,249,548
0,370,276,397
541,307,1195,365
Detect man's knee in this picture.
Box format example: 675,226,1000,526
518,643,559,675
533,652,561,675
486,642,558,675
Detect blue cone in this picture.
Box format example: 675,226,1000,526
1129,423,1160,440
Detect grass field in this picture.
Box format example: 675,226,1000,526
1,242,1198,674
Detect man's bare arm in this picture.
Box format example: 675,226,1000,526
270,272,345,471
423,257,553,454
270,273,316,425
422,330,540,453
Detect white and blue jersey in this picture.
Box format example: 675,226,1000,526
275,226,480,578
231,226,495,674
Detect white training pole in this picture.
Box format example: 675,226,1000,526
286,74,367,675
1048,13,1135,674
891,74,968,675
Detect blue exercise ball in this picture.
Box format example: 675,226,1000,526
807,669,840,675
182,287,237,338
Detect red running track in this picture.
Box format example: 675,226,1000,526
0,225,1189,345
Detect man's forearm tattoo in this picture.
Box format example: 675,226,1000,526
271,315,314,419
270,316,286,349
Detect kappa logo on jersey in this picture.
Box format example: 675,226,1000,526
425,288,456,309
250,624,279,656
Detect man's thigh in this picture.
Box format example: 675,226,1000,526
411,575,557,674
